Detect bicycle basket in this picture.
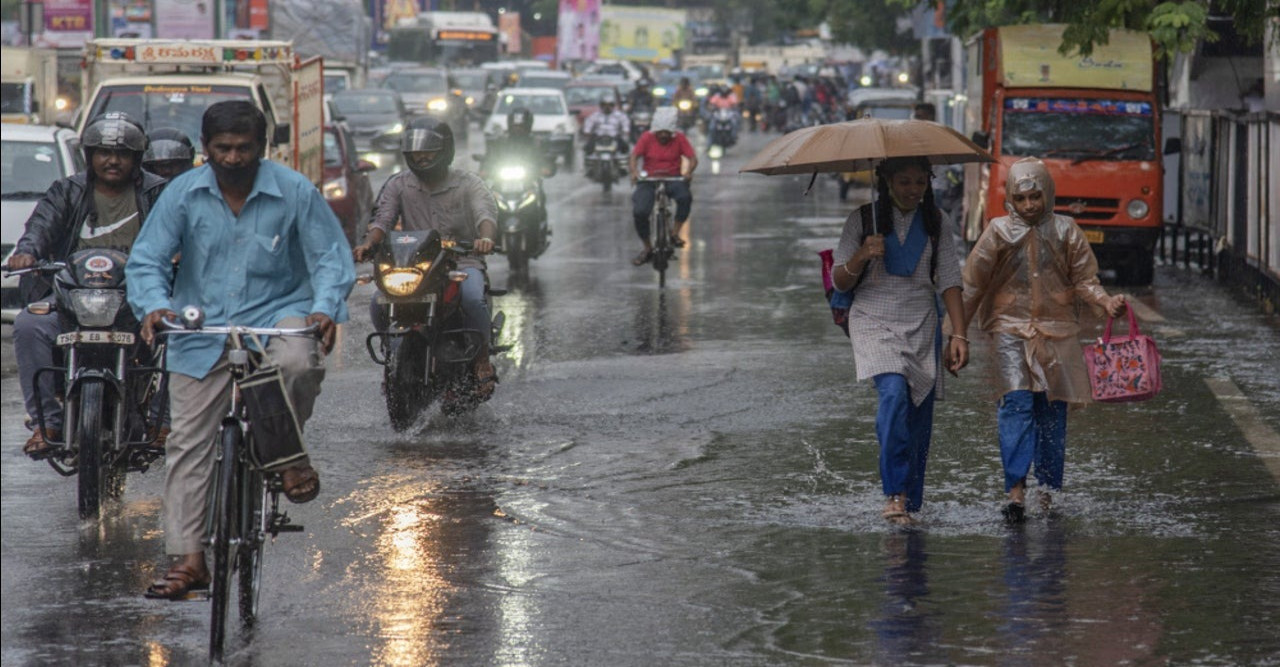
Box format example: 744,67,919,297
239,364,308,471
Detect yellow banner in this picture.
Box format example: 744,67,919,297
599,7,686,63
999,25,1153,92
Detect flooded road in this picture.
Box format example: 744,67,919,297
3,129,1279,665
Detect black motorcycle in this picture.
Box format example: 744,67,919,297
485,160,549,274
707,107,738,153
11,249,164,519
365,230,506,429
584,134,627,193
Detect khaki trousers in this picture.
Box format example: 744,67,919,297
163,317,325,555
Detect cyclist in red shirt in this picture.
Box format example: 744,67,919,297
627,107,698,265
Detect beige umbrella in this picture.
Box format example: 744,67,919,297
740,118,994,176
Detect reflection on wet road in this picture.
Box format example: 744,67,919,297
3,129,1279,665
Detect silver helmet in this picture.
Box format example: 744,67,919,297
143,127,195,164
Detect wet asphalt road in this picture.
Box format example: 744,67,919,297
3,129,1280,666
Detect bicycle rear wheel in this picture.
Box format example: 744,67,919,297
209,424,241,663
238,466,266,629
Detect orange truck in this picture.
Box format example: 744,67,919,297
962,25,1164,284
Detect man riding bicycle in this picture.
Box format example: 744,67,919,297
627,106,697,266
127,100,355,600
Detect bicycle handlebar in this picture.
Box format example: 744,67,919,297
156,306,320,339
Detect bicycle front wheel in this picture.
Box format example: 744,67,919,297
238,466,266,629
209,424,241,663
652,198,671,286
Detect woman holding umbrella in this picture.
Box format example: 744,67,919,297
830,156,969,526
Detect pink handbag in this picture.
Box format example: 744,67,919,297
1082,309,1163,402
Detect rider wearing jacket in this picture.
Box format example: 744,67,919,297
482,107,550,221
7,112,167,457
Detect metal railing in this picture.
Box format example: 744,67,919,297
1162,109,1278,314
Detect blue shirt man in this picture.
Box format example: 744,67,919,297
126,100,354,600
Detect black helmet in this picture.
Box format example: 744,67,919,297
81,112,148,162
635,77,652,89
143,127,195,164
401,116,454,178
507,107,533,135
600,96,616,108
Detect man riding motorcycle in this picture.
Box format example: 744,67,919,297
481,107,551,223
353,117,500,398
142,127,197,180
627,77,656,114
582,98,630,157
5,112,167,457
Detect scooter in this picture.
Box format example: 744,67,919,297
676,98,698,132
365,230,506,428
707,107,738,153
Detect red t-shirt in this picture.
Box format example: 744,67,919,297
632,131,695,177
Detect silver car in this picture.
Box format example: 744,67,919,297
2,124,83,323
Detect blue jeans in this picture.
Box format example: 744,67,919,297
998,390,1067,493
370,267,490,346
632,180,692,241
14,309,64,431
874,373,936,512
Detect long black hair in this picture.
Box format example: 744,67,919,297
871,156,941,240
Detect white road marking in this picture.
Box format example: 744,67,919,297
1205,376,1280,482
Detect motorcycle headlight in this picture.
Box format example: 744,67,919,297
379,266,426,297
677,99,693,111
498,165,527,181
1127,199,1150,220
496,198,512,212
69,289,125,327
323,176,348,200
427,98,449,112
517,192,538,210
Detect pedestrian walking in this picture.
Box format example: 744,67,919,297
961,157,1127,523
830,156,969,525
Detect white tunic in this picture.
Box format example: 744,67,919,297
832,205,964,405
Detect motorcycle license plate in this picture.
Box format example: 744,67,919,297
1083,230,1104,244
376,293,436,305
56,331,135,346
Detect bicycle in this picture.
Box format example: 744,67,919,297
639,175,685,288
159,308,317,663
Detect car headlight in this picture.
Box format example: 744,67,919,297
555,123,571,134
379,266,425,297
695,87,708,97
1127,199,1150,220
427,98,449,112
465,96,476,106
323,176,348,200
498,165,527,181
69,289,124,327
652,87,667,97
386,122,404,134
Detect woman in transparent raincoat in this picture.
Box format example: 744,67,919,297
962,157,1127,522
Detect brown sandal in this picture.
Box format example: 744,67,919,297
144,563,210,600
282,464,320,504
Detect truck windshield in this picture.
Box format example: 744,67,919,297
1001,97,1155,161
87,84,254,149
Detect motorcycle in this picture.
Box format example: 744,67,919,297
485,160,549,274
365,230,507,429
675,98,698,132
707,107,738,153
584,134,627,193
12,249,164,519
629,109,652,144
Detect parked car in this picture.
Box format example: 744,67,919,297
329,88,408,172
321,123,376,248
484,88,576,168
449,67,500,124
515,70,572,91
563,80,623,131
380,67,469,139
1,124,83,322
